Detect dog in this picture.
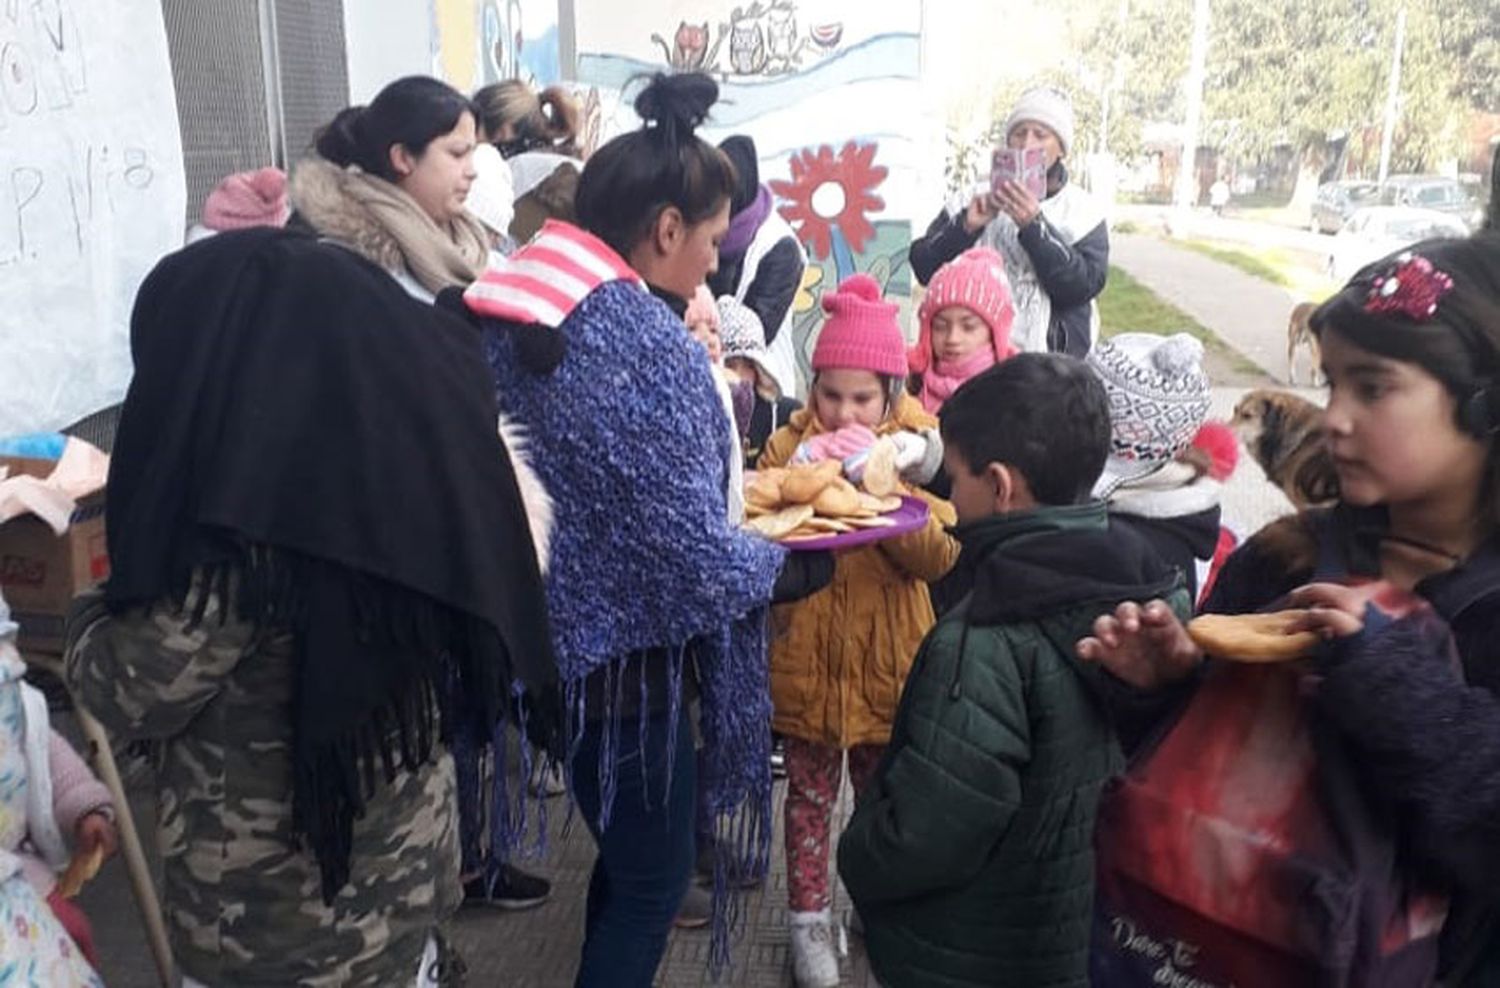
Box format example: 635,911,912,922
1230,389,1338,510
1286,301,1323,386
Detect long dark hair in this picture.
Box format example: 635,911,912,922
574,73,736,258
315,76,478,182
1312,232,1500,518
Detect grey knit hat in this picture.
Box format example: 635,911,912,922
1004,87,1076,157
1088,332,1212,496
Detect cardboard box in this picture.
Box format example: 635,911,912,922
0,456,109,653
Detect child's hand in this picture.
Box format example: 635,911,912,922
75,810,118,861
890,430,943,485
1285,583,1376,640
1076,600,1202,690
792,425,877,465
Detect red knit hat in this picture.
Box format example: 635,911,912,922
910,247,1016,374
202,167,289,231
811,274,906,377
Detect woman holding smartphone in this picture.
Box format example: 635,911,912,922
909,87,1108,357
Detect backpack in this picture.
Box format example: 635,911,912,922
1090,581,1454,988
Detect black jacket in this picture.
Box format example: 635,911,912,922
1112,504,1222,602
908,195,1109,357
708,237,803,348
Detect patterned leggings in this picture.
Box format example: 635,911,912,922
783,737,884,914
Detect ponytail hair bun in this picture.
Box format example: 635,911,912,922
633,72,718,144
315,106,368,169
575,72,736,258
311,77,477,181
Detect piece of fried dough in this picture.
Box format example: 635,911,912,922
747,473,784,511
746,504,815,540
856,492,902,514
802,516,854,533
862,437,899,497
1186,610,1320,663
844,515,898,529
781,460,842,504
56,845,105,899
812,478,862,517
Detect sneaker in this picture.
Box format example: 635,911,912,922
694,837,766,890
789,910,840,988
673,884,713,929
770,737,787,779
462,864,551,910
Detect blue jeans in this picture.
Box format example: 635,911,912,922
571,711,696,988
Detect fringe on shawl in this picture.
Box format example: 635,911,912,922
537,606,774,979
152,538,545,905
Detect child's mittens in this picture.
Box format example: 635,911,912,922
891,430,944,485
791,424,878,465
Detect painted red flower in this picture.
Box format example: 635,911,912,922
771,141,887,261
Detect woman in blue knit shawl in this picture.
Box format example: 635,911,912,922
463,73,826,986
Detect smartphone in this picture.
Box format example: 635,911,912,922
990,147,1048,200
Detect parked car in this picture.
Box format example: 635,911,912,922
1310,180,1380,234
1379,175,1485,230
1326,206,1469,283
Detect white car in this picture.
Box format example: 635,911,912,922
1327,206,1470,284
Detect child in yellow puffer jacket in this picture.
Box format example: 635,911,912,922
756,274,958,988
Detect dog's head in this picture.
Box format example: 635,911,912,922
1232,389,1323,460
1232,389,1338,505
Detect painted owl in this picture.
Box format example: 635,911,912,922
766,4,797,60
728,10,766,74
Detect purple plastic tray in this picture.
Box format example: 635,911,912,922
778,495,930,552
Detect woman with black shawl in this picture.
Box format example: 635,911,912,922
63,79,559,988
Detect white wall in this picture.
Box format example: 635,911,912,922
342,0,434,103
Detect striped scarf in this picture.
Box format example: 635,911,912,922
465,220,641,326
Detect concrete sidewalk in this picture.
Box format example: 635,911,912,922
1111,232,1311,383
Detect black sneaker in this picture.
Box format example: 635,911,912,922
462,864,551,910
694,838,765,890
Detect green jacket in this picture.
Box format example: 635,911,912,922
837,503,1189,988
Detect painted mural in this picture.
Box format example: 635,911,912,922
574,1,928,390
771,140,913,382
432,0,562,93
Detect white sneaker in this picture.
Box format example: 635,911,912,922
790,910,841,988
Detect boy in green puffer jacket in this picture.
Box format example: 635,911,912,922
837,353,1191,988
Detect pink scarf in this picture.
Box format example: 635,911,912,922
917,347,998,414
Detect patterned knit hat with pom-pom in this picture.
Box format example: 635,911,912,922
1088,332,1212,494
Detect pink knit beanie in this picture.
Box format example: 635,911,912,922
810,274,906,376
910,248,1016,374
202,168,289,231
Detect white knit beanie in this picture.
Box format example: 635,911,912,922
1088,332,1212,496
717,296,781,399
465,143,515,238
1005,87,1076,158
